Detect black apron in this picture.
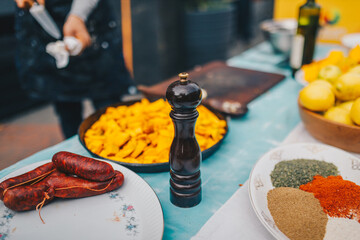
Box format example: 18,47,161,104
14,0,133,102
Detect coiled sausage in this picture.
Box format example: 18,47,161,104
3,184,55,211
0,162,55,200
52,151,115,182
45,170,124,198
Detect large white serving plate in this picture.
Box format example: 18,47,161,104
0,160,164,240
248,143,360,240
342,33,360,49
294,69,308,86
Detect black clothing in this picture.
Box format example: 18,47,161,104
14,0,134,138
15,0,133,102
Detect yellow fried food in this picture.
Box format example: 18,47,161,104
84,99,227,164
349,45,360,64
301,47,359,83
302,63,320,83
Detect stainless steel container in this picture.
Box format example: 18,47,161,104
260,18,297,55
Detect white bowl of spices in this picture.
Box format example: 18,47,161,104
249,143,360,240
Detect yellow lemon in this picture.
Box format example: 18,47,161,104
318,65,342,83
299,83,335,112
337,101,354,112
302,63,320,83
324,50,345,66
338,57,357,72
324,107,354,126
348,65,360,74
349,45,360,63
350,98,360,125
311,79,335,93
334,72,360,101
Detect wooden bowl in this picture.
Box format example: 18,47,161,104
298,101,360,153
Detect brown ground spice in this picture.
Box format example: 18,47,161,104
267,187,328,240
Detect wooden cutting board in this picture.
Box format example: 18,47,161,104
137,61,285,116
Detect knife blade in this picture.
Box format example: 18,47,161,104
29,3,61,39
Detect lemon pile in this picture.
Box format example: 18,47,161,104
299,67,360,127
302,45,360,83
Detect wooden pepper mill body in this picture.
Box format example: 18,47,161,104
166,72,202,208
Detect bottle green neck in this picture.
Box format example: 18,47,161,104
307,0,315,3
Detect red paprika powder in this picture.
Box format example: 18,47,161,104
300,175,360,222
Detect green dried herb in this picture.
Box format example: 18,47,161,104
270,159,339,188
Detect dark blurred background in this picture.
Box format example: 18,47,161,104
0,0,274,121
130,0,274,85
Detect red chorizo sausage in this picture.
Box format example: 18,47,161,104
44,170,124,198
0,162,55,200
52,151,115,182
3,184,55,211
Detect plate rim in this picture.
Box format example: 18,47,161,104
294,69,308,86
248,142,360,240
0,159,164,240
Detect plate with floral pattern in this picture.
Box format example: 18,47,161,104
0,160,164,240
248,143,360,240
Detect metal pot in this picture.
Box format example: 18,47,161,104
260,18,297,56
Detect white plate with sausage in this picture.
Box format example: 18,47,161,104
0,159,164,240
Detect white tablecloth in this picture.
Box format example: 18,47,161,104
191,123,360,240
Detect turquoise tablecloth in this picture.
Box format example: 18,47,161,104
0,42,339,239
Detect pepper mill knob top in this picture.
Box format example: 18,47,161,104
179,72,189,82
166,72,202,110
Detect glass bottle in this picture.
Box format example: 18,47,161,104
290,0,321,75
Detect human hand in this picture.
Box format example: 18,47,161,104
15,0,45,9
63,14,91,53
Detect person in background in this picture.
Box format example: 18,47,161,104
14,0,134,139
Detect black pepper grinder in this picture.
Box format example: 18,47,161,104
166,72,202,208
